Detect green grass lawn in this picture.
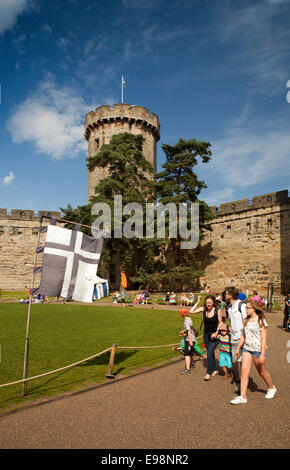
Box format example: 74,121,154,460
0,291,27,300
0,303,203,412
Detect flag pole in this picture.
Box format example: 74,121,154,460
22,216,43,397
121,76,123,103
41,215,94,231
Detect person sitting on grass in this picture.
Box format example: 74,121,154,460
180,293,187,306
144,290,150,304
179,308,196,374
169,292,176,305
112,291,120,303
186,292,195,306
211,322,235,381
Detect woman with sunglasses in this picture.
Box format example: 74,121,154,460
230,299,277,405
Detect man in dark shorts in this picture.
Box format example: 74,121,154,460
179,308,196,375
283,293,290,329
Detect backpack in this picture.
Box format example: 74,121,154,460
238,300,247,313
193,326,199,339
183,326,198,341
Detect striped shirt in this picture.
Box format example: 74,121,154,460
217,334,231,354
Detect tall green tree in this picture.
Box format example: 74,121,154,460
62,133,156,286
153,138,214,290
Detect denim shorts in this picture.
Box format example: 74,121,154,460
242,347,268,359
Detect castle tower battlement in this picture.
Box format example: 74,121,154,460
0,209,61,221
85,103,160,200
210,190,289,216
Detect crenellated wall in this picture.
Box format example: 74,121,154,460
200,190,290,295
0,210,61,290
0,189,289,294
0,209,61,220
210,190,289,216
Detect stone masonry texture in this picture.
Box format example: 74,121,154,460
0,211,61,291
200,190,290,295
0,190,289,294
85,103,160,200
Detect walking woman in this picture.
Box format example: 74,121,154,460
190,295,223,380
230,299,277,405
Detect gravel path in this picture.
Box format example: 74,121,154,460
0,311,289,449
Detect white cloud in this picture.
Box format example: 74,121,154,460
203,188,236,206
2,171,15,185
42,24,52,35
264,0,288,4
122,0,162,8
57,37,70,48
211,127,290,188
6,75,90,159
217,2,290,96
198,97,290,206
0,0,35,36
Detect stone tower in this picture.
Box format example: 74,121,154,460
84,103,160,200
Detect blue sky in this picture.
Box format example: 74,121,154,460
0,0,290,213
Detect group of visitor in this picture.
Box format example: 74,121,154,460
165,292,177,305
112,291,126,303
176,286,277,405
180,292,195,306
134,291,150,304
20,294,46,303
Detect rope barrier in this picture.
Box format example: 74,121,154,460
0,335,203,390
118,335,203,350
0,347,112,389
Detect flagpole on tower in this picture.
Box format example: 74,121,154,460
121,76,123,103
121,76,126,103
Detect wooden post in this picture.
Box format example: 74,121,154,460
22,216,43,397
106,344,117,378
22,298,32,396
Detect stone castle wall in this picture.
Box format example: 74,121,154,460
0,210,61,291
85,104,160,200
200,190,290,295
0,191,289,294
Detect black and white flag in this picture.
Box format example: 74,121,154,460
33,224,104,303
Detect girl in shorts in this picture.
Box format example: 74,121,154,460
211,323,235,380
230,299,277,405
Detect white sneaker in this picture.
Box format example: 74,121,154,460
230,395,247,405
265,386,277,399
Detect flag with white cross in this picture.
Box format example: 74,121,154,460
32,222,104,303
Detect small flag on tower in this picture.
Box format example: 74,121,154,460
122,75,126,87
